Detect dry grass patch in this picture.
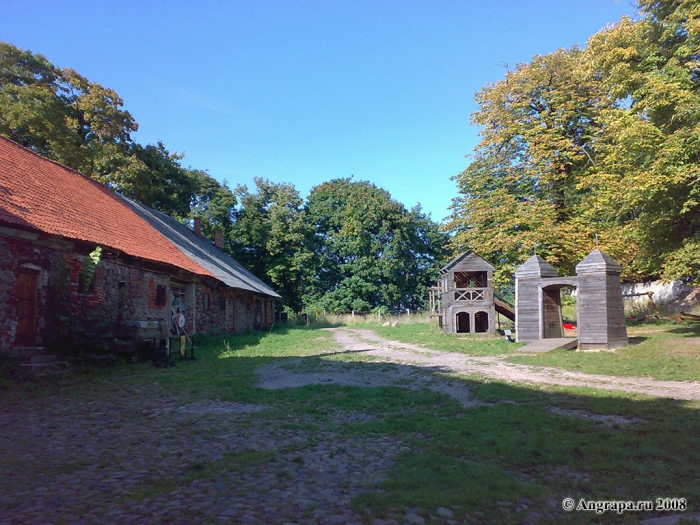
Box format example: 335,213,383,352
664,338,700,357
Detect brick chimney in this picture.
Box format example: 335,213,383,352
193,216,202,236
215,230,224,249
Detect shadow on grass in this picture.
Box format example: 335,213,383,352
5,324,700,525
146,326,700,524
667,323,700,336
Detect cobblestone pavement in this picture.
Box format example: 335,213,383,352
0,384,413,525
5,327,686,525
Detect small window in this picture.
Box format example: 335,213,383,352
155,285,166,307
219,297,226,312
203,293,211,311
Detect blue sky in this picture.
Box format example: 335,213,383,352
1,1,638,221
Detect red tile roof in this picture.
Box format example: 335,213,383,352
0,135,216,279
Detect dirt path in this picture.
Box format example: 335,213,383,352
260,327,700,402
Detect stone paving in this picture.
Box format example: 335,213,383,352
4,326,683,524
0,384,412,525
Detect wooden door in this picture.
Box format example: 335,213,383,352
254,299,262,330
16,269,40,346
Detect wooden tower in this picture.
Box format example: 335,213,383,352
576,249,628,350
514,249,628,350
439,251,496,335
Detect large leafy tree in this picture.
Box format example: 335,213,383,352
449,0,700,284
0,42,201,218
229,178,311,312
585,0,700,282
305,178,448,313
0,42,138,178
447,48,614,284
188,170,238,240
1,42,449,308
130,142,198,218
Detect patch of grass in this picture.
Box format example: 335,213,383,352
362,316,700,382
5,323,700,524
348,379,700,522
507,322,700,381
369,321,522,356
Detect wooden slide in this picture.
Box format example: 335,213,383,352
494,295,516,321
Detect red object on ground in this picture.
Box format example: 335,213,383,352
563,322,576,330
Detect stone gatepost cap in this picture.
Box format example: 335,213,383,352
515,255,559,278
575,249,622,275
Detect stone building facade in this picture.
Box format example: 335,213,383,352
0,136,279,354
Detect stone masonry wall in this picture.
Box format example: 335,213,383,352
1,232,275,351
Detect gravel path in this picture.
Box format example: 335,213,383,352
259,328,700,401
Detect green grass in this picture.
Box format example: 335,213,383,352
507,321,700,382
369,320,522,356
5,323,700,524
349,315,700,382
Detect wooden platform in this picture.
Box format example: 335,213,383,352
518,338,578,353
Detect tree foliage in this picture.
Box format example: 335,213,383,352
304,179,448,313
0,42,137,178
0,42,197,218
229,178,311,313
0,42,452,312
448,0,700,284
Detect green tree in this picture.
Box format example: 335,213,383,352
0,42,138,178
188,170,238,241
129,142,198,218
230,178,311,312
449,0,700,284
0,42,203,219
305,178,447,313
585,1,700,282
447,48,615,285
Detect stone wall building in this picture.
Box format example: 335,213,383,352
0,136,279,354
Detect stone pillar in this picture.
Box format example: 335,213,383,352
576,249,628,350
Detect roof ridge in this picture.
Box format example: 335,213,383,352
0,134,105,186
0,135,217,281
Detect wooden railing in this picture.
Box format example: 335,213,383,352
453,288,489,302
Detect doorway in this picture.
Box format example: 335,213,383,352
541,285,564,339
254,299,262,330
456,311,470,333
16,269,40,346
474,311,489,333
